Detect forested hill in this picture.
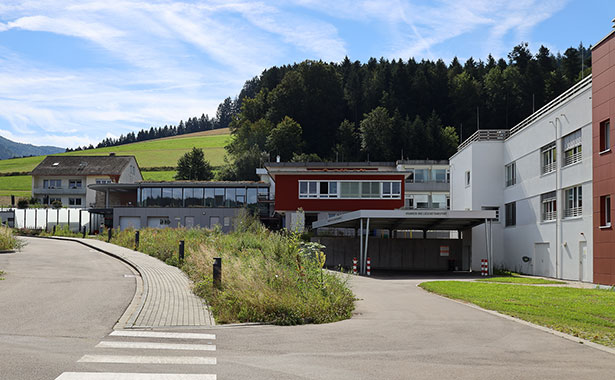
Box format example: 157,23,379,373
0,135,63,160
219,42,590,179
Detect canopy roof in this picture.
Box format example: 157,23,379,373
312,209,496,231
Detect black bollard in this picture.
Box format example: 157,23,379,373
179,240,185,262
135,230,140,250
107,227,112,242
82,226,86,238
213,257,222,289
52,225,56,235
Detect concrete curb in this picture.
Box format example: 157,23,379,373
28,236,147,329
416,282,615,356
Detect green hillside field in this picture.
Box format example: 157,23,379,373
0,129,230,197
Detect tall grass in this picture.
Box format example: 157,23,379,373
100,216,355,325
0,225,24,251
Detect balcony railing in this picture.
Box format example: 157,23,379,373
33,187,86,195
563,150,582,166
563,207,582,218
542,211,556,222
458,129,510,151
542,162,556,175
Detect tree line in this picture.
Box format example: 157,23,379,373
66,97,238,152
218,42,591,180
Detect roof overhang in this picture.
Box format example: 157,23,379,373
312,209,497,231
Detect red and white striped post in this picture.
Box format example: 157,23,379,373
352,257,358,275
481,259,488,276
366,257,371,276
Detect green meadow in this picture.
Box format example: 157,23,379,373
0,131,230,197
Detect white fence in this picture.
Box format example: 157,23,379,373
1,208,105,233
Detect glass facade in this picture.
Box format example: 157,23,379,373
138,186,268,209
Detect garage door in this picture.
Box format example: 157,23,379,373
119,216,141,230
147,216,170,229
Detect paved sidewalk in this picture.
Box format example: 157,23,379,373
50,237,215,329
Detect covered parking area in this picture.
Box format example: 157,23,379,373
312,209,496,274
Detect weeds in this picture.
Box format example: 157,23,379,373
0,225,24,251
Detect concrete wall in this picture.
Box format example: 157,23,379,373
112,207,242,233
313,236,463,271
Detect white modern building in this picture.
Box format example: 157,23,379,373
450,76,593,281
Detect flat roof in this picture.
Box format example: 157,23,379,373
312,209,496,231
89,181,269,192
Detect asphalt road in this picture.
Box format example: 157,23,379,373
210,273,615,380
0,237,135,380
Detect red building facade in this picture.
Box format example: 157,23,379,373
592,30,615,285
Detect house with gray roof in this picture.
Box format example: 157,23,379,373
31,153,142,208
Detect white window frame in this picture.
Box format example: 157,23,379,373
505,162,516,187
602,195,611,228
563,185,582,218
541,192,556,222
600,119,610,154
68,197,82,206
298,180,401,200
43,179,62,189
69,179,82,189
505,202,516,227
541,142,556,174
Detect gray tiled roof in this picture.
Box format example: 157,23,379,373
31,155,135,176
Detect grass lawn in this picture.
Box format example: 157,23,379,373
0,175,31,196
142,170,177,181
0,133,230,173
420,281,615,348
477,274,565,285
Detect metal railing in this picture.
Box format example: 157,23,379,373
563,150,582,166
458,129,510,151
563,207,582,218
541,162,556,175
542,211,556,222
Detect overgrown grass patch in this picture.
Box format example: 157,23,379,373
99,217,355,325
0,225,24,251
420,281,615,348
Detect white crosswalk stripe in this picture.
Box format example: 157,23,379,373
96,341,216,351
54,329,217,380
56,373,216,380
110,331,216,340
78,354,216,365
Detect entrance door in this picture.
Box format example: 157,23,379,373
534,242,552,277
579,241,587,282
185,216,195,228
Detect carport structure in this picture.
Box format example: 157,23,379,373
312,209,497,274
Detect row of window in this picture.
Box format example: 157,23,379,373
298,181,402,199
504,185,583,226
406,169,450,183
138,187,269,208
42,179,111,189
406,194,449,209
504,129,583,188
38,197,82,206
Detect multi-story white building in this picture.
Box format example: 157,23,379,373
450,76,593,281
31,154,142,208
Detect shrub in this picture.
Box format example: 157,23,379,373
40,224,82,238
0,226,24,251
17,199,28,209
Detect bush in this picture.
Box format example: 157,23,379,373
40,224,82,238
0,226,24,251
16,199,28,209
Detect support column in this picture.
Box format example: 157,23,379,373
364,218,370,275
359,219,363,275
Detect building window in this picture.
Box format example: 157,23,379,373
600,119,610,153
302,180,401,199
407,170,414,183
563,185,582,218
69,179,82,189
505,162,516,187
541,191,556,222
49,197,61,205
382,182,401,198
481,206,500,223
432,169,447,183
563,129,582,166
505,202,516,227
318,181,338,198
465,171,471,187
601,195,611,227
223,216,231,227
68,197,82,206
432,194,447,209
43,179,62,189
299,181,318,198
96,178,112,184
407,194,429,209
414,169,429,183
541,142,556,174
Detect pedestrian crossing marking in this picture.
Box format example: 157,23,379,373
56,373,216,380
96,341,216,351
110,330,215,340
78,354,216,365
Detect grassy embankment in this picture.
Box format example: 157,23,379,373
420,281,615,348
96,218,355,325
476,272,565,284
0,129,231,198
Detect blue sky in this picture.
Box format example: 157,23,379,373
0,0,613,148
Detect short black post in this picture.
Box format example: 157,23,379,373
107,227,112,242
179,240,185,262
52,225,56,235
135,230,140,250
82,226,86,238
213,257,222,289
